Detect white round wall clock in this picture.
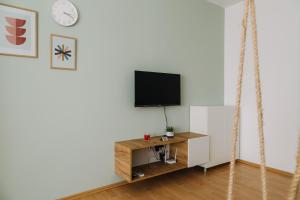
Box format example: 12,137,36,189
52,0,79,27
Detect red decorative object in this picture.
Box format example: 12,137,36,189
6,17,26,27
6,26,26,36
5,17,27,45
144,134,151,141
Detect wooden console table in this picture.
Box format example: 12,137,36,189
115,132,208,183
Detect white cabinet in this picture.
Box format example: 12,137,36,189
188,136,209,168
190,106,237,169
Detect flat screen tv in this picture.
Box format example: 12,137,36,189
135,71,181,107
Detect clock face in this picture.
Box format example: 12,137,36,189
52,0,78,26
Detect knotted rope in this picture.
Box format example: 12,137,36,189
227,0,268,199
287,137,300,200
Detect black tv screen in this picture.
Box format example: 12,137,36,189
135,71,181,107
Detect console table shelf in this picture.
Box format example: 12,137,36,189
132,162,186,182
115,132,208,183
115,135,186,150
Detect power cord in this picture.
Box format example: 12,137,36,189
163,106,168,128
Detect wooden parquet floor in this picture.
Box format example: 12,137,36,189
79,163,292,200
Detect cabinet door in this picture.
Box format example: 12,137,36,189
188,136,209,168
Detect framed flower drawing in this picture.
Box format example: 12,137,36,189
50,34,77,71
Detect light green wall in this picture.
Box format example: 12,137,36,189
0,0,224,199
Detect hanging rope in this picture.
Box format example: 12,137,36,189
227,0,250,198
249,0,268,199
227,0,268,199
287,137,300,200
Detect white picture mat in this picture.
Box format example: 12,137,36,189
51,35,77,70
0,4,37,57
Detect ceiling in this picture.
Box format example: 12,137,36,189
207,0,243,8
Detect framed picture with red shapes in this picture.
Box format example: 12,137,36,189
0,3,38,58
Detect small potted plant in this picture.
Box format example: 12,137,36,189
166,126,175,138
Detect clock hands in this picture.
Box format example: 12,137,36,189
63,11,74,20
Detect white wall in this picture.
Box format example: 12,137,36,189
0,0,224,200
224,0,300,173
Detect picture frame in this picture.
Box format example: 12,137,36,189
50,34,77,71
0,3,38,58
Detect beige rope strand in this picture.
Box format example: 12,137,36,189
227,0,250,200
249,0,268,199
287,137,300,200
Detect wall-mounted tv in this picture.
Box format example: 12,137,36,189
135,70,181,107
